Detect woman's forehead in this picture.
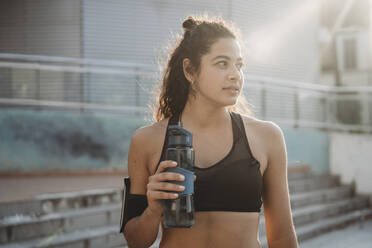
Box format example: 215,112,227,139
206,38,242,60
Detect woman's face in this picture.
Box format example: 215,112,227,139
193,37,244,107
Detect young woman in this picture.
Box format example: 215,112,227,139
122,16,299,248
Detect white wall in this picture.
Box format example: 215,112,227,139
335,29,370,72
341,71,370,86
330,132,372,194
83,0,320,83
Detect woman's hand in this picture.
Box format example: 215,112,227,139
146,160,186,217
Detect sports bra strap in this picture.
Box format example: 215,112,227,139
230,112,257,162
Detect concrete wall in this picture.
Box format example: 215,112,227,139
4,109,372,197
0,0,81,57
83,0,320,83
330,132,372,194
0,109,148,171
82,0,230,62
0,0,320,83
0,109,331,174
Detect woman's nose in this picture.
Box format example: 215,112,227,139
228,67,241,82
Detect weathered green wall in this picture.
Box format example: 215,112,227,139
0,110,329,174
282,126,329,174
0,109,148,171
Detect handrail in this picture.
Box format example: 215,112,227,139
0,54,370,133
0,53,155,70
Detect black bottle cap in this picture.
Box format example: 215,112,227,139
167,122,192,147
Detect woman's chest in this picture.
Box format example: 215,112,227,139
147,123,268,176
192,133,233,169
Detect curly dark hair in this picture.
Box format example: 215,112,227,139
153,15,253,122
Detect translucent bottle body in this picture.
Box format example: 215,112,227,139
163,147,195,228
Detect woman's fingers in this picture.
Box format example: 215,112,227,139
148,181,185,192
149,172,184,183
147,160,197,202
148,191,179,199
156,160,178,174
155,160,197,181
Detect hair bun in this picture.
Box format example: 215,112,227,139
182,17,198,33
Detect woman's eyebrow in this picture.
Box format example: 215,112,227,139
212,55,243,61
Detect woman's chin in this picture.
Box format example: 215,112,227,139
220,98,238,107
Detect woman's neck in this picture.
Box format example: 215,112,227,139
180,98,231,131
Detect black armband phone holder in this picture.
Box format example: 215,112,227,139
119,177,148,233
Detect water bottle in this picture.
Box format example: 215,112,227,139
162,121,195,228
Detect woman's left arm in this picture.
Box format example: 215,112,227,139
262,122,299,248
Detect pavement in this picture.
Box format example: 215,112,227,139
0,174,125,203
300,219,372,248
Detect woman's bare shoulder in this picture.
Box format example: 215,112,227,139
239,113,282,137
239,113,284,154
128,118,170,179
132,118,170,149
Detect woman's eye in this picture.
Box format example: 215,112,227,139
217,61,227,68
236,63,244,70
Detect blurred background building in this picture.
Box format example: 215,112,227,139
320,0,371,87
0,0,371,189
0,1,371,247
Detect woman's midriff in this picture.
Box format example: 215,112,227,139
159,211,262,248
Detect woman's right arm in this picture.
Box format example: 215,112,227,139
123,127,185,248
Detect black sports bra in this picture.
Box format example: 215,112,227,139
156,111,263,212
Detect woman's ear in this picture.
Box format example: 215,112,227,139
182,58,195,84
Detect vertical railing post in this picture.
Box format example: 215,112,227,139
361,92,370,133
86,71,91,104
62,71,66,102
35,68,41,110
79,69,84,113
135,68,140,116
294,88,299,128
261,82,266,120
323,91,330,131
369,92,372,133
8,67,13,99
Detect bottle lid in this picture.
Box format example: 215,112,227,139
167,122,192,147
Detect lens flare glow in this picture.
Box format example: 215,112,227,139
245,1,319,63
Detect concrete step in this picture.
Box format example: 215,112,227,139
0,204,121,244
37,188,121,214
258,185,353,217
0,174,337,215
295,208,372,242
290,185,353,209
287,167,312,181
260,208,372,248
0,173,345,244
0,169,362,247
293,196,369,226
0,174,336,218
288,175,340,194
0,225,126,248
0,188,121,218
259,195,370,234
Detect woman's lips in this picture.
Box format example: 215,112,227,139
223,87,240,94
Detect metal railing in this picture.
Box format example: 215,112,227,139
0,53,156,115
244,75,372,133
0,53,371,133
